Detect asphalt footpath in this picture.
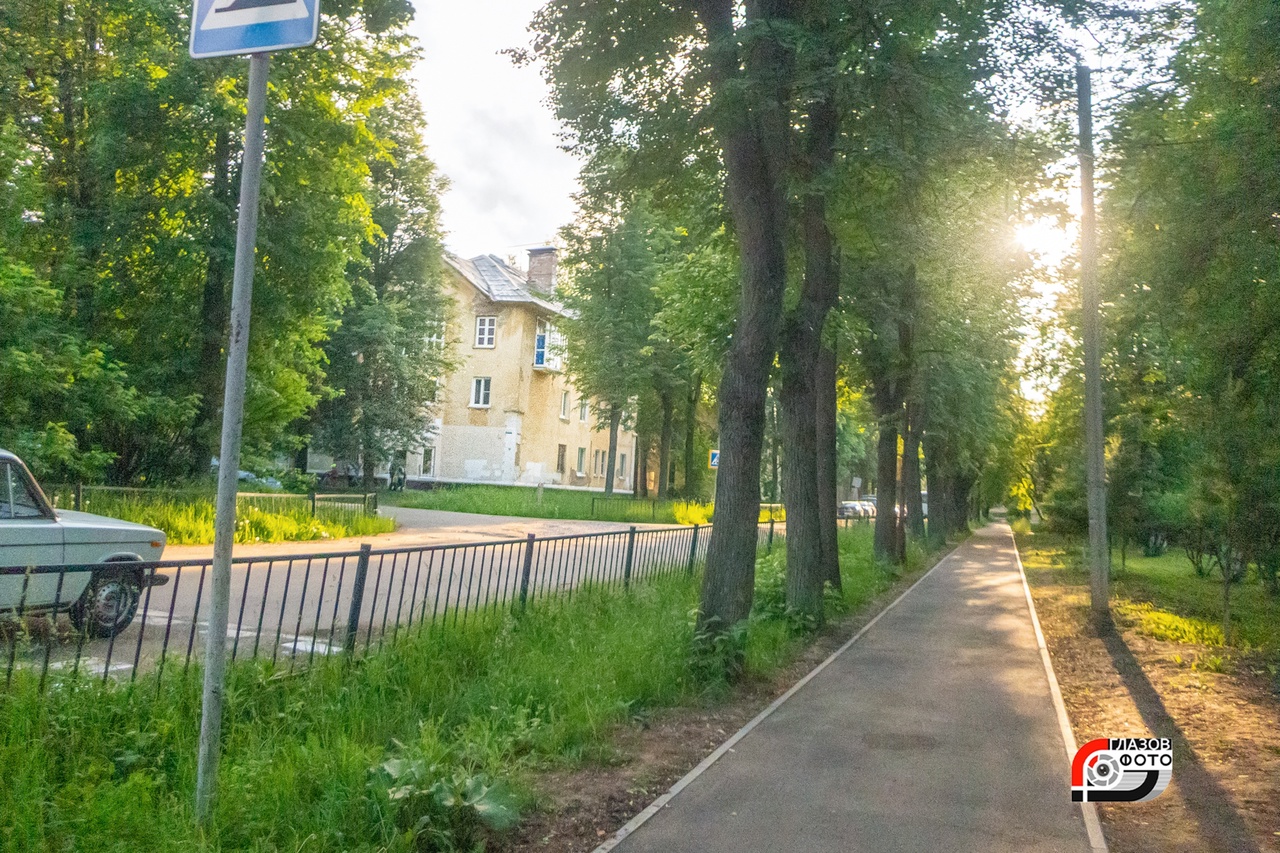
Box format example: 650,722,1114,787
601,523,1104,853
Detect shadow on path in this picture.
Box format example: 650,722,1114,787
1097,617,1261,853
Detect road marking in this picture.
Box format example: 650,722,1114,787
281,636,342,656
1011,524,1109,853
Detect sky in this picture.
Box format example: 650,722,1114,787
407,1,580,261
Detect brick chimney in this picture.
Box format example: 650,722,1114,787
527,246,558,295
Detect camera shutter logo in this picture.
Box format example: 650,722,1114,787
1071,737,1173,802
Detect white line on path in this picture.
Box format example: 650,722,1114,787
1012,525,1109,853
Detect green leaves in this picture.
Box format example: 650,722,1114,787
370,750,519,851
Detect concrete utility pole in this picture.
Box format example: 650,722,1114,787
1077,62,1110,616
195,51,270,823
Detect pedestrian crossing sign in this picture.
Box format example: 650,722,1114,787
709,450,720,469
190,0,320,58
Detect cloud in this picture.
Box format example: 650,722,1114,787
407,0,581,257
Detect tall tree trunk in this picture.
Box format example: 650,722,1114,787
605,406,621,496
778,82,838,617
816,343,840,592
637,432,650,497
902,399,925,541
873,418,900,563
922,431,948,549
195,129,235,470
696,0,795,640
951,473,975,535
770,391,780,502
780,337,822,615
682,372,703,498
657,390,675,499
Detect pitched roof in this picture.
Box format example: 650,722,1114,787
444,253,566,316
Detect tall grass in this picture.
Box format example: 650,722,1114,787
0,527,895,852
50,491,395,546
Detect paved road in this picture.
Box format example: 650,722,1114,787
162,504,649,562
602,523,1100,853
5,509,712,681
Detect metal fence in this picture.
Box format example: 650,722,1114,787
45,484,377,526
2,523,784,694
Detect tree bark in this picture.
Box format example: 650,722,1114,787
922,432,948,549
605,406,621,496
902,399,925,541
816,343,841,591
778,82,839,618
636,431,651,498
682,372,703,498
695,0,795,640
195,129,235,469
770,391,780,502
873,418,900,563
657,390,675,499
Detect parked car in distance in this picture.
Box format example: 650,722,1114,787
839,500,877,519
0,449,169,638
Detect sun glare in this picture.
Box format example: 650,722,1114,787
1015,219,1076,266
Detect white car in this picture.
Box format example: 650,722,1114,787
0,449,168,638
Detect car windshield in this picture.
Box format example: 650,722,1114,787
0,462,48,519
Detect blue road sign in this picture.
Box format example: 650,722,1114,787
709,449,720,469
190,0,320,58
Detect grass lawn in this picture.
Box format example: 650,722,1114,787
1,527,905,853
1017,528,1280,659
1015,526,1280,853
381,484,724,525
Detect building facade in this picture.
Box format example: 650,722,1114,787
406,249,637,492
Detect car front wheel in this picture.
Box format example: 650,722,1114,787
69,569,142,639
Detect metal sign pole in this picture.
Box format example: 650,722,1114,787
195,50,271,823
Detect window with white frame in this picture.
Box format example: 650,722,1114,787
576,447,586,474
578,399,588,423
470,377,491,407
474,316,496,348
593,450,601,476
560,391,569,420
618,453,627,478
556,444,567,473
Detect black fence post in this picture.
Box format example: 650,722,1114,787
518,533,535,611
768,517,775,552
74,482,83,511
623,525,637,590
344,544,372,655
651,501,656,522
686,524,700,576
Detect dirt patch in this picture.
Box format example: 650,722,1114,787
1022,549,1280,853
490,563,932,853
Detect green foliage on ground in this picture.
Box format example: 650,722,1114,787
0,528,896,852
1016,530,1279,656
48,489,396,546
383,484,715,525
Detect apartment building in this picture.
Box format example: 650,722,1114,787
404,248,636,492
